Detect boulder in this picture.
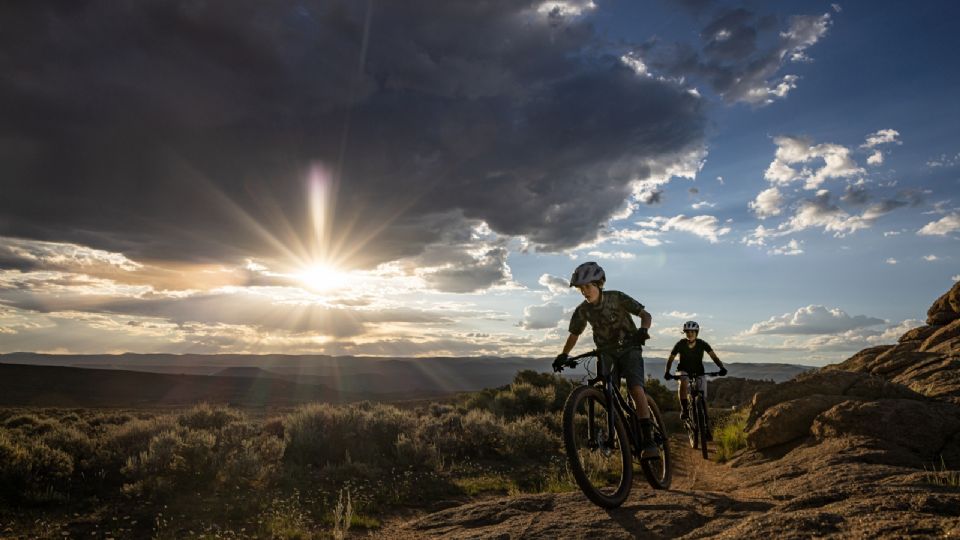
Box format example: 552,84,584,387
811,398,960,467
747,371,921,428
920,318,960,353
827,345,893,374
898,324,943,343
890,356,960,401
746,394,848,450
926,281,960,325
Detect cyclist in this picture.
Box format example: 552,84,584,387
552,262,658,459
664,321,726,421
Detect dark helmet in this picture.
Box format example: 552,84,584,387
569,262,606,287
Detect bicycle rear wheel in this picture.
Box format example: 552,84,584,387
696,396,709,460
640,396,672,490
563,385,633,508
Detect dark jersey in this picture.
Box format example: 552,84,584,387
568,290,645,348
670,338,714,375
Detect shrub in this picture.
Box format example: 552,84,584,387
41,425,97,473
4,413,43,430
93,416,176,482
713,408,748,462
283,402,418,469
458,410,506,458
177,403,244,431
492,383,553,418
502,416,559,461
0,431,74,504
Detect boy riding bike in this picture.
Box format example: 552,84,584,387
552,262,658,459
664,321,726,421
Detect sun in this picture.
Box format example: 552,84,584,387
295,263,351,292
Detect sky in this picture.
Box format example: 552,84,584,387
1,0,958,365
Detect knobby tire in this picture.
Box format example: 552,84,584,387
562,385,633,508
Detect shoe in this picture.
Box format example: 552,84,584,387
640,441,659,460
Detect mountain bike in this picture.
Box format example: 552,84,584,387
559,347,672,508
674,371,720,460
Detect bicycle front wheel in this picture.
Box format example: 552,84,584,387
562,385,633,508
696,396,709,460
640,396,672,490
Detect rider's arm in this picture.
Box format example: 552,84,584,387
665,352,676,375
639,308,652,329
561,333,579,355
707,349,723,368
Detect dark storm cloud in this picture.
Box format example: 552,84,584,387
0,0,706,269
648,7,831,105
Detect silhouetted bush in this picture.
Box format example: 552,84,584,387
283,402,418,468
0,430,74,504
177,403,244,431
503,416,559,461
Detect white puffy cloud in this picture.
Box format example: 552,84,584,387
657,215,731,243
518,302,565,330
742,224,776,247
538,274,570,297
953,275,960,282
861,129,901,148
779,192,870,236
866,150,883,165
764,136,863,190
923,255,938,262
745,305,885,335
886,258,897,265
692,201,716,210
749,187,785,218
918,213,960,236
769,239,803,256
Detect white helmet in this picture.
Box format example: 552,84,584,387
569,261,606,287
682,321,700,333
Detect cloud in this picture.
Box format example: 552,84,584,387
886,257,898,265
769,239,803,256
538,274,569,297
647,8,833,105
745,305,885,335
866,150,883,165
923,254,938,262
691,201,716,209
861,129,901,148
764,135,864,190
749,187,785,218
926,152,960,168
953,275,960,282
918,213,960,236
0,0,707,272
657,215,731,243
779,191,869,236
662,310,697,319
586,251,636,260
518,302,565,330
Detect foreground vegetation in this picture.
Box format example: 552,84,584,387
0,371,677,538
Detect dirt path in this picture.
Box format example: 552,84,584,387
381,435,776,539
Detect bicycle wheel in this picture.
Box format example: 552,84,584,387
563,385,633,508
640,396,672,490
696,396,709,460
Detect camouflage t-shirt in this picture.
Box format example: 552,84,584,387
568,290,645,348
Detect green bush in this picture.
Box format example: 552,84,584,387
283,402,418,468
41,425,97,474
177,403,244,431
94,416,176,482
503,416,559,461
0,431,74,504
713,408,748,462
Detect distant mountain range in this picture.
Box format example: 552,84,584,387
0,353,813,407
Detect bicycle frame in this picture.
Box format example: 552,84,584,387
577,348,641,454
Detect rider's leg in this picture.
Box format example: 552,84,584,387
623,348,658,458
629,385,650,420
678,377,690,420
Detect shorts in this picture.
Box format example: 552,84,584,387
600,346,645,388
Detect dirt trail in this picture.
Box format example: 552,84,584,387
383,436,776,539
